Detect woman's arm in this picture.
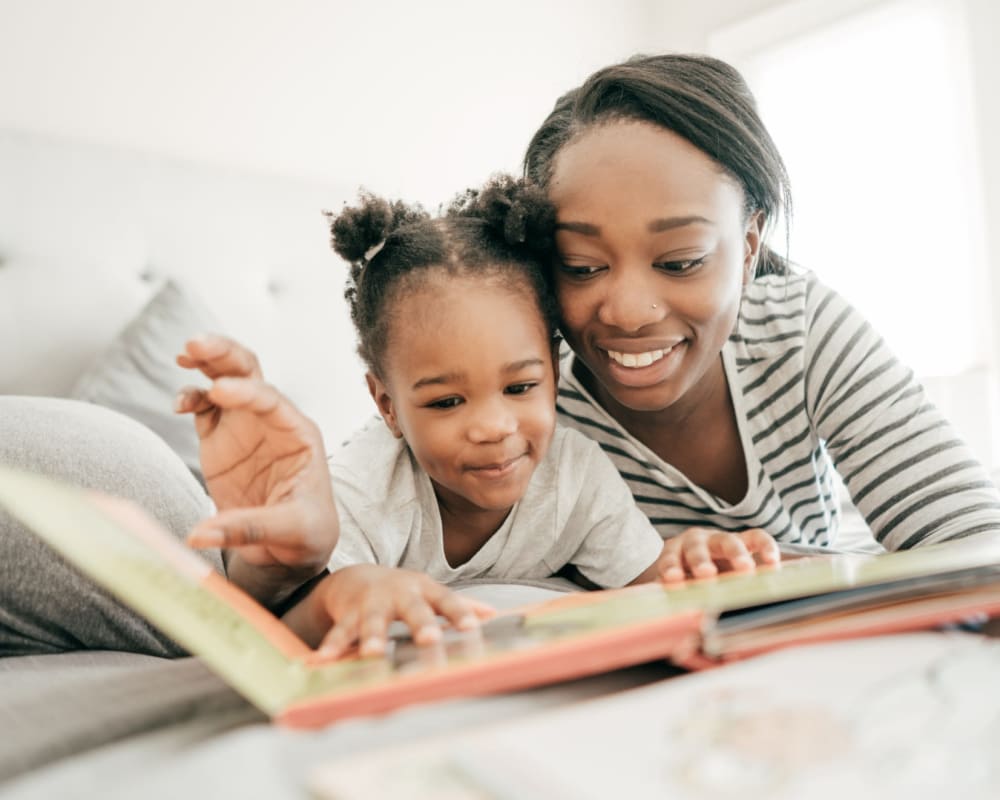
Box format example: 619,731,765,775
804,280,1000,549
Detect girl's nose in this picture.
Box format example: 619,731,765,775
466,399,518,443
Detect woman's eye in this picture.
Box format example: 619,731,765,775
427,397,462,410
654,256,707,274
558,263,606,279
505,382,537,396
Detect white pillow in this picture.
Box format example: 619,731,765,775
70,280,217,483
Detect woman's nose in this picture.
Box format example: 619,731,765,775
596,268,665,332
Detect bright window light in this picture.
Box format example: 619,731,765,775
713,0,990,379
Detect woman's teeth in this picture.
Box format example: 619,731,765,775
606,348,670,368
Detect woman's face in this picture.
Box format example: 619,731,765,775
548,121,760,416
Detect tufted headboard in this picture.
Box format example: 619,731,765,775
0,128,373,448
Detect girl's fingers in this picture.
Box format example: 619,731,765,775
317,616,360,660
357,605,392,657
173,386,207,414
433,588,495,631
205,378,312,434
186,506,308,550
395,591,444,647
177,334,263,380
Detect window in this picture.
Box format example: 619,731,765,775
710,0,995,468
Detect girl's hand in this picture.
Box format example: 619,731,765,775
655,528,780,582
290,565,495,660
175,334,339,606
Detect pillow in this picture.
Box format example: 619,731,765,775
70,280,218,485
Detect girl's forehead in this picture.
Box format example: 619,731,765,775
383,279,553,384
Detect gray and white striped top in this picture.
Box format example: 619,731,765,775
556,270,1000,551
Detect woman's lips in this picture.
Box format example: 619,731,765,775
600,340,687,387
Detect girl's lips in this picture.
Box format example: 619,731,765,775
465,454,526,479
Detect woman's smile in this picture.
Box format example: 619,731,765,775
601,340,689,388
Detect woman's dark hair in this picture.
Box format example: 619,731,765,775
523,53,791,276
326,175,558,375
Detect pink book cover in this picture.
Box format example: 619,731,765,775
1,465,998,728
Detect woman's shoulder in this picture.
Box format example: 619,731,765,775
733,269,856,352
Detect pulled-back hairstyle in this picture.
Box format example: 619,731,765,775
523,54,791,276
326,175,558,376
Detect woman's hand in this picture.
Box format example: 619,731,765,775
654,528,780,582
286,565,496,660
175,334,339,607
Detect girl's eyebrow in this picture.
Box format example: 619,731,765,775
411,359,545,391
503,358,546,373
555,215,712,235
412,372,462,391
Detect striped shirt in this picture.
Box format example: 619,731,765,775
556,270,1000,551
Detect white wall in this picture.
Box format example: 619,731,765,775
0,0,652,207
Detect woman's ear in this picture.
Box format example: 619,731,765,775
743,210,765,284
366,372,403,439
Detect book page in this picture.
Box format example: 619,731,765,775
309,632,1000,800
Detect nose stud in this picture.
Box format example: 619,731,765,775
652,303,658,309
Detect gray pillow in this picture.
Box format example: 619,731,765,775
70,280,217,484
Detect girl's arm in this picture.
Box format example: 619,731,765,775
804,280,1000,550
176,335,340,610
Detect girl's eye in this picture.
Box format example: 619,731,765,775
427,397,462,410
505,382,537,396
557,263,606,280
654,256,707,274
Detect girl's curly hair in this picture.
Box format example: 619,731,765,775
326,175,558,375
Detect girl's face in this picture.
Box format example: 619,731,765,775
548,121,761,416
368,274,557,517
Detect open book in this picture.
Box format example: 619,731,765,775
2,465,999,729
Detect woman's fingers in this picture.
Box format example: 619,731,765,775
656,537,686,582
660,527,782,581
707,531,755,572
679,529,717,578
740,528,781,565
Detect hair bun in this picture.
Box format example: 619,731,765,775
448,175,555,254
325,193,429,265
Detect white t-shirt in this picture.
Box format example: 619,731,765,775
327,420,664,588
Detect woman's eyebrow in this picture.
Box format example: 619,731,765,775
555,216,713,235
648,215,713,232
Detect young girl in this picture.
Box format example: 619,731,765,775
180,176,779,657
292,176,781,655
